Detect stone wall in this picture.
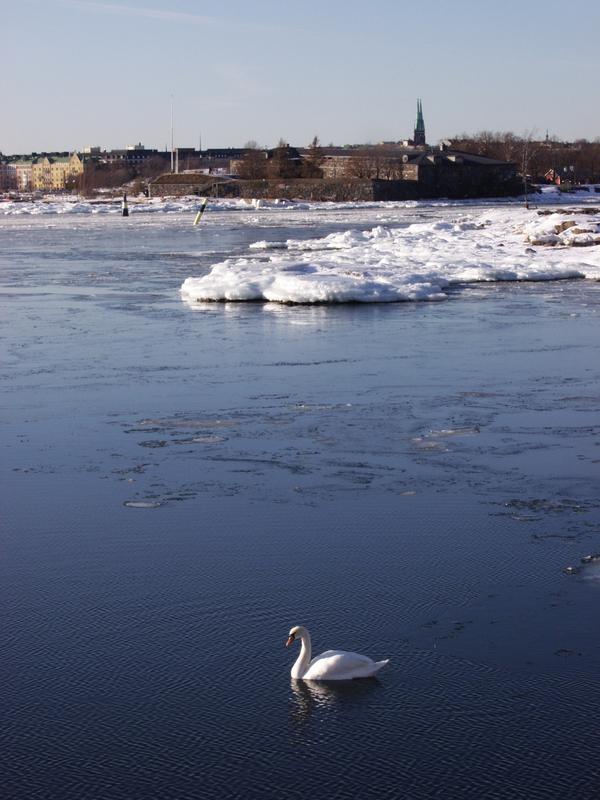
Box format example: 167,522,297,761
235,169,521,200
149,177,373,201
230,179,375,202
415,163,521,199
150,171,521,202
149,177,223,197
372,180,421,201
373,167,521,200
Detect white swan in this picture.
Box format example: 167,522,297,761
286,625,389,680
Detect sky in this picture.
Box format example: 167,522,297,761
3,0,600,154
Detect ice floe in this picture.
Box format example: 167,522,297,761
182,206,600,305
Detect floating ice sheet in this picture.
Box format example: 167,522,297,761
181,208,597,305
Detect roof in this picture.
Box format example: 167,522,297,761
444,149,514,166
151,173,233,185
406,149,514,167
204,148,247,156
2,159,35,166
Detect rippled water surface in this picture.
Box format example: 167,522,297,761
2,205,600,799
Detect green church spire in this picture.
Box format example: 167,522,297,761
414,98,426,146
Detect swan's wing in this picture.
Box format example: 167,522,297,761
312,649,346,661
304,650,387,680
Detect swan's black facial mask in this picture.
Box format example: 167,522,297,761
285,633,296,647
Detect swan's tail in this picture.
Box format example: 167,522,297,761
373,659,389,673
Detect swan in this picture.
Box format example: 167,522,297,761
286,625,389,680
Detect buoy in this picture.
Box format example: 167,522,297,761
193,197,208,226
122,193,129,217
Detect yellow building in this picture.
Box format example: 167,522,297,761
31,153,84,191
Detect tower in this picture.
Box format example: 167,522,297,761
413,98,426,147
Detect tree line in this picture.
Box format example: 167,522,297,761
449,131,600,183
235,137,325,180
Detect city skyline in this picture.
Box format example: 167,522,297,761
4,0,600,154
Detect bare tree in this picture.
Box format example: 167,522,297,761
343,149,390,179
267,144,302,179
448,130,600,186
344,151,370,178
302,135,324,178
519,129,539,206
237,148,268,179
379,157,404,180
140,156,170,179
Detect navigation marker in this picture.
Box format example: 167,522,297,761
194,197,208,226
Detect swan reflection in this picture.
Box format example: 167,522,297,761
289,677,382,726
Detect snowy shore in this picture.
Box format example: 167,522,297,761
0,184,599,217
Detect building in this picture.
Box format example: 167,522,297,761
14,159,34,190
30,153,84,191
0,161,14,191
0,158,35,191
1,160,16,191
373,144,520,199
100,144,165,167
317,148,353,178
204,148,251,175
318,144,425,179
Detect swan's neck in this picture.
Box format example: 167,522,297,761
291,630,312,679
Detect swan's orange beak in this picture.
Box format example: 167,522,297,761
286,634,295,647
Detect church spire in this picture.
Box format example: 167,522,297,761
414,98,426,147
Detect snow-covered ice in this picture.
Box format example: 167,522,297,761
2,195,599,305
0,196,308,216
181,206,600,305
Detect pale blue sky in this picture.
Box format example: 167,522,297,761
3,0,600,154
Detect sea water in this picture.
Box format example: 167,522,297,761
2,201,600,799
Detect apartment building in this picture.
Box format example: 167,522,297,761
30,153,84,191
0,158,36,191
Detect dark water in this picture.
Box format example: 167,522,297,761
2,208,600,799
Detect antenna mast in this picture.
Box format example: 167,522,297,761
170,95,174,173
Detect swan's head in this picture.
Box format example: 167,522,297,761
286,625,306,647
